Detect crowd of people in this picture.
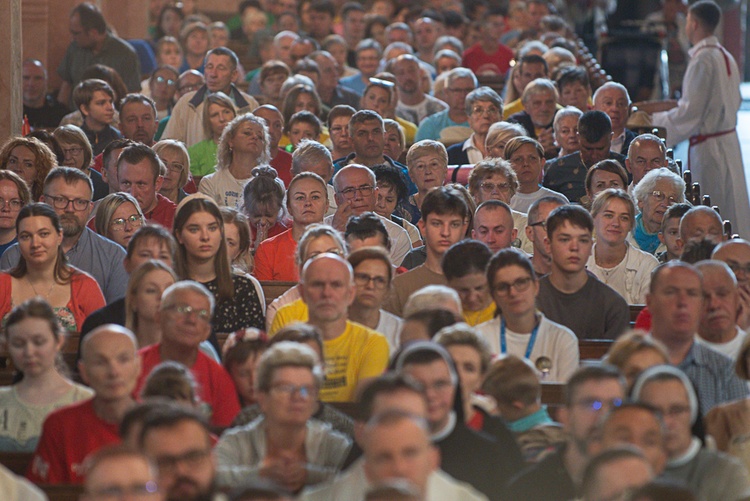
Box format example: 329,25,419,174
1,0,749,499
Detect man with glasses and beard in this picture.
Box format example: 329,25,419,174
0,167,127,303
139,405,219,501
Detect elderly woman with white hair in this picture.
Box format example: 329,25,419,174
199,113,271,209
401,140,449,224
630,167,686,254
216,341,352,492
446,87,503,165
553,106,582,157
632,365,750,501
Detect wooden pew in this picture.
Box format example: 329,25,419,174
477,74,505,96
41,484,84,501
260,281,297,309
578,340,613,361
0,451,33,475
629,304,645,326
541,382,566,407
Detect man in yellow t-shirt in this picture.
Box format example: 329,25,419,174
297,253,389,402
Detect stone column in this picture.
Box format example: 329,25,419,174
1,0,23,140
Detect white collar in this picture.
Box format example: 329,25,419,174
431,411,457,441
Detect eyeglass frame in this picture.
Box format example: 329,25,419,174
110,214,144,231
43,193,92,212
339,184,374,199
163,304,212,323
493,276,534,296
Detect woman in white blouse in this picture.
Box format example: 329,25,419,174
586,188,659,304
475,248,579,382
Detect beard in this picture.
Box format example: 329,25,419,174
59,213,84,238
167,477,216,501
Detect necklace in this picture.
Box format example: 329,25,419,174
26,277,55,299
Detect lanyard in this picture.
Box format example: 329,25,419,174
500,317,540,359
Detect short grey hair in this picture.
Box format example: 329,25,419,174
160,280,216,315
627,133,666,160
383,41,414,59
518,40,550,58
593,81,631,105
255,341,324,392
632,167,685,205
465,87,503,116
433,49,462,65
521,78,558,105
356,38,383,57
403,285,462,317
486,122,528,153
333,164,376,192
434,35,463,56
434,323,492,373
445,67,478,89
291,140,333,176
406,140,448,173
553,106,583,132
274,30,300,44
280,75,315,97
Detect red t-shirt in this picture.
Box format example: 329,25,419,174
253,228,298,282
135,344,241,427
271,148,294,187
462,43,514,75
144,193,176,230
27,399,120,485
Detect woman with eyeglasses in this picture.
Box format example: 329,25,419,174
475,248,578,382
52,125,109,201
173,196,265,353
0,136,58,203
216,341,351,492
94,192,145,248
467,157,532,253
0,171,32,259
154,139,192,204
124,259,220,360
0,203,105,331
631,167,686,255
586,189,659,304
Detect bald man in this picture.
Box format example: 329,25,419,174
28,325,140,484
300,253,389,402
679,206,725,246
